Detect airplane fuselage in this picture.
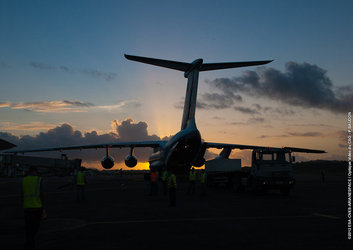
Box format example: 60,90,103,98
149,119,202,173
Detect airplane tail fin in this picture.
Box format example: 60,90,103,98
124,54,191,72
200,60,273,71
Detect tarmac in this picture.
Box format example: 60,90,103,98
0,172,350,249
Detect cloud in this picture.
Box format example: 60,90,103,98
207,62,353,113
234,106,259,115
258,131,324,139
0,122,57,131
97,100,141,111
29,61,117,81
79,69,117,81
0,100,94,113
288,132,324,137
1,118,219,168
29,62,54,70
248,117,265,123
1,119,159,164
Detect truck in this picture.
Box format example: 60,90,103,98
205,148,295,195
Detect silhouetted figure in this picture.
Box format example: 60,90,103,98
22,166,45,249
75,167,87,201
161,169,169,195
321,169,326,183
120,168,123,177
150,169,159,195
187,167,196,195
168,171,177,206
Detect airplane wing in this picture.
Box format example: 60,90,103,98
5,141,167,154
0,139,16,150
203,142,326,153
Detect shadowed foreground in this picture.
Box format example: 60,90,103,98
0,173,349,249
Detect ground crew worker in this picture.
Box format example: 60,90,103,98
21,166,44,249
161,169,168,195
168,171,177,206
150,169,159,195
75,167,86,201
187,167,196,195
200,170,207,195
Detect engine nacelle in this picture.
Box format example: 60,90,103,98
101,156,115,169
125,155,138,168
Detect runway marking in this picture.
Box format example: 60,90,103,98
312,213,341,220
85,215,316,226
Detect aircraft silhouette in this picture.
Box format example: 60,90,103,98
5,54,325,173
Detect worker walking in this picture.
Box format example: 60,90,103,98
161,169,168,195
150,169,159,195
200,170,207,195
187,167,196,195
22,166,45,249
76,167,87,201
168,171,177,207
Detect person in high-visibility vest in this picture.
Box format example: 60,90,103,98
75,167,87,201
161,169,169,196
200,170,207,195
168,171,177,207
150,169,159,196
21,166,45,249
187,167,196,195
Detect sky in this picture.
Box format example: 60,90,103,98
0,0,352,169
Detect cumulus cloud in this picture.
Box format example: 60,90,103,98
0,100,94,113
29,61,117,81
207,62,353,113
1,118,218,167
1,119,156,163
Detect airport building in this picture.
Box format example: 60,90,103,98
0,154,81,177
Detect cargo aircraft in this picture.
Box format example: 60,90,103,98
5,54,326,173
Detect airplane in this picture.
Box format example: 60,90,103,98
5,54,326,173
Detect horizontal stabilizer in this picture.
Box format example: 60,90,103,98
124,54,190,72
200,60,273,72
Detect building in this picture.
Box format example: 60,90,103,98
0,154,81,177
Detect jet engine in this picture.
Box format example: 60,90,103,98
125,155,137,168
101,155,115,169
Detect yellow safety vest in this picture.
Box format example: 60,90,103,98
77,171,85,186
189,171,196,181
200,173,207,184
22,175,42,209
161,171,168,181
168,174,177,188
